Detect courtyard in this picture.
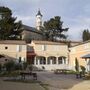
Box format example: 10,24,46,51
0,71,90,90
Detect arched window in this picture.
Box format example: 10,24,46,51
47,56,56,64
58,56,67,64
36,56,46,65
58,57,63,64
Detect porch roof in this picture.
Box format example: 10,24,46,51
81,54,90,59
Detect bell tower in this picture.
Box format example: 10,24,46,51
36,9,43,30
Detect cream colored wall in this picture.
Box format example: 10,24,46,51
28,42,69,70
70,42,90,69
34,44,68,57
29,41,68,58
0,44,27,63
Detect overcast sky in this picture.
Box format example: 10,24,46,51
1,0,90,40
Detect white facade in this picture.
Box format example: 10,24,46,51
28,41,69,71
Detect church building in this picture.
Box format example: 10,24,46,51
21,9,44,41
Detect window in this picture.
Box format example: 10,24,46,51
52,59,56,64
58,57,63,64
58,59,62,64
5,47,8,49
19,45,22,52
17,45,22,52
42,45,46,51
47,59,50,64
48,56,56,64
52,57,56,64
40,57,46,64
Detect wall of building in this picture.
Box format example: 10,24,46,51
33,44,68,57
69,42,90,71
27,41,69,70
0,44,27,64
22,30,43,41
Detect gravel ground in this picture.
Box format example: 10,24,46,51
0,71,90,90
0,77,44,90
37,71,90,90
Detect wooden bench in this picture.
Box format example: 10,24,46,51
20,71,37,80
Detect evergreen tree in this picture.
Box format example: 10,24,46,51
42,16,68,41
75,58,79,72
0,6,22,40
82,29,90,41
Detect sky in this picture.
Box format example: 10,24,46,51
1,0,90,40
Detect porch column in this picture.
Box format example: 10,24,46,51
46,57,47,65
37,59,40,65
56,57,58,65
62,58,64,64
34,57,36,65
50,59,52,65
66,58,68,64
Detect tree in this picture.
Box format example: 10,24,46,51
0,6,22,40
42,16,68,41
82,29,90,41
75,58,79,72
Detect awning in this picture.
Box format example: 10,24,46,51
81,54,90,59
27,52,36,56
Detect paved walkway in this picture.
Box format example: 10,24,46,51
37,71,90,90
69,80,90,90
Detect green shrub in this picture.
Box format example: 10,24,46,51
4,60,15,72
14,63,22,70
66,70,77,74
80,65,86,74
84,75,90,80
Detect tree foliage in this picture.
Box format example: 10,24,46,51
0,6,22,40
42,16,68,41
82,29,90,41
4,60,15,72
